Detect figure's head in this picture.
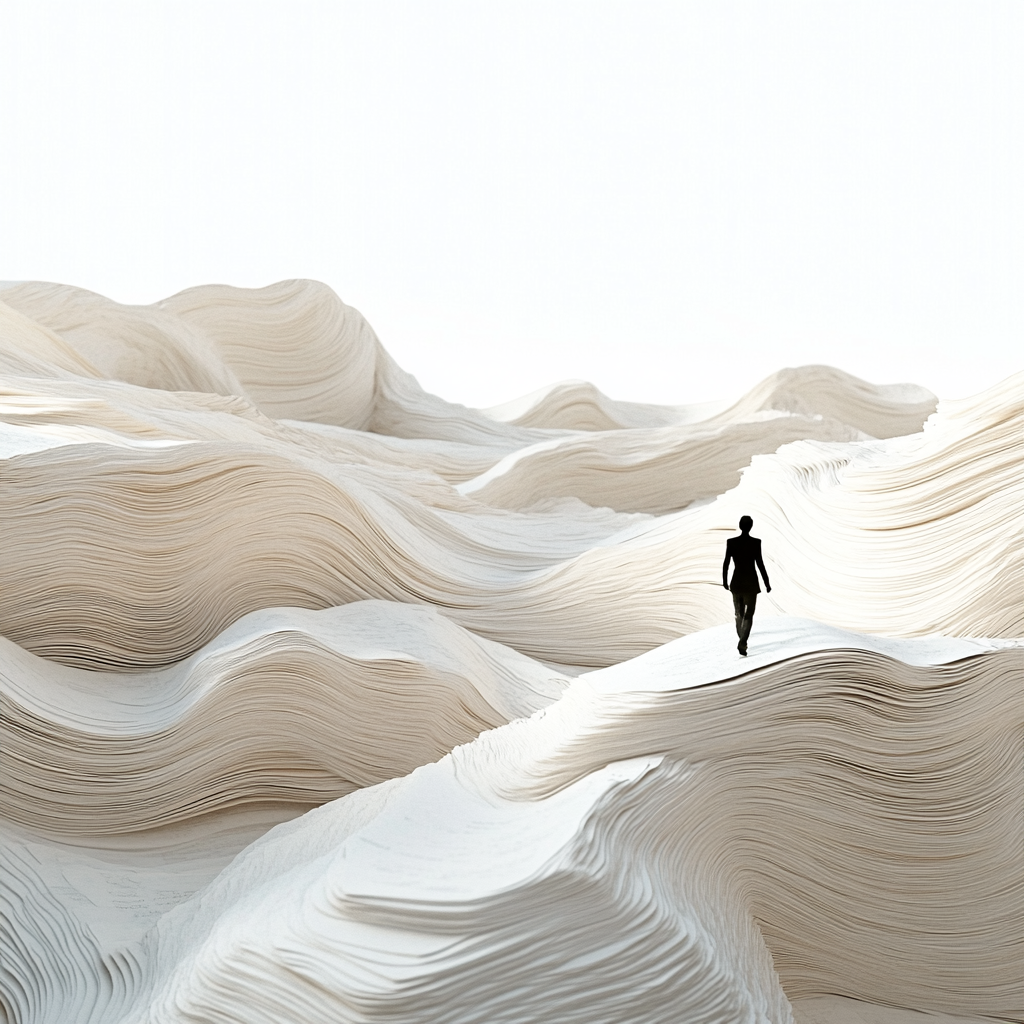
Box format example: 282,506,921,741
738,515,753,533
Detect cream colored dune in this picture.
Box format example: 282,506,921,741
0,282,539,446
159,280,381,428
483,365,936,439
0,602,567,835
1,282,249,397
0,299,103,379
458,411,867,513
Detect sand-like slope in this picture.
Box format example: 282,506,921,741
3,622,1019,1024
0,365,1017,668
0,602,567,836
0,279,1020,1024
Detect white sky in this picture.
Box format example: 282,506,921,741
2,1,1021,407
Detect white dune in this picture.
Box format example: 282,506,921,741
141,625,1017,1024
0,279,1020,1024
3,622,1019,1024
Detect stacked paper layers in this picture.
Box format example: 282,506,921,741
0,280,1020,1024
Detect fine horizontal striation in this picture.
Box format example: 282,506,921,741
12,622,1005,1024
458,411,868,514
1,368,1018,670
0,602,567,835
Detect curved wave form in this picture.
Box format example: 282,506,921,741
484,365,936,439
1,283,249,397
128,626,1024,1024
159,280,382,428
0,602,567,835
459,412,866,513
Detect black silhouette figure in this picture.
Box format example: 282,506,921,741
722,515,770,656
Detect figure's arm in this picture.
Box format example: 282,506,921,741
755,547,771,592
722,548,731,589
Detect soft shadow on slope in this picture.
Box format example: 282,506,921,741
3,620,1017,1024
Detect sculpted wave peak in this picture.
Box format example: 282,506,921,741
483,377,730,430
713,364,937,439
158,280,381,428
458,411,867,514
484,365,936,438
1,283,251,398
0,280,544,445
732,371,1024,638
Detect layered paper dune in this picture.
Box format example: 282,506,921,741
0,280,1020,1024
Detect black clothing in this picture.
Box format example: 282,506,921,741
723,531,770,654
732,591,757,652
723,535,770,594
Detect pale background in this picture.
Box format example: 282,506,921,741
1,1,1021,407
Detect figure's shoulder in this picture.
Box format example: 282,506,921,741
726,535,739,549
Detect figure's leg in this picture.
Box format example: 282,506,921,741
739,594,757,648
735,593,757,653
732,592,745,638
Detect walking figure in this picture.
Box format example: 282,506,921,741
722,515,771,656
